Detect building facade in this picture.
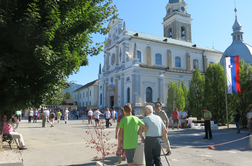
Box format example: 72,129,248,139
97,0,223,114
73,80,98,110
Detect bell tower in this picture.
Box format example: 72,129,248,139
162,0,192,42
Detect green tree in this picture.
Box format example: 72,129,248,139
181,81,189,110
0,0,116,150
167,81,185,111
64,92,73,99
188,68,205,119
204,63,227,124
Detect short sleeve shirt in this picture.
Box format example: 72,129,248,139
204,110,212,118
57,112,61,116
94,111,101,119
157,110,168,124
119,116,144,149
172,110,179,119
88,110,93,116
142,113,165,137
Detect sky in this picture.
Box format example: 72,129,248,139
67,0,252,86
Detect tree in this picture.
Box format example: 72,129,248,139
204,63,227,124
181,81,189,110
167,81,185,111
64,92,73,99
0,0,116,150
188,68,204,119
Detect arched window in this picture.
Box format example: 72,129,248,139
146,87,153,103
127,87,130,103
175,57,181,67
169,28,172,38
155,53,162,65
100,94,102,105
193,59,199,69
137,50,141,62
233,36,236,41
181,27,186,38
209,61,214,65
237,35,240,40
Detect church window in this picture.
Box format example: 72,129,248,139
155,53,162,65
169,28,172,38
90,90,91,96
193,59,199,69
209,61,214,65
237,35,240,40
127,87,130,103
111,53,115,65
137,50,141,62
100,94,102,105
146,87,153,103
83,102,84,107
181,27,186,38
241,35,243,40
233,36,236,41
175,57,181,67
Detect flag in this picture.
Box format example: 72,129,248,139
225,56,241,94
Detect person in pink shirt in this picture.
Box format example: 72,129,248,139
3,115,27,150
172,108,180,130
115,108,126,163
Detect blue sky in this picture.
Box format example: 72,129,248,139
68,0,252,86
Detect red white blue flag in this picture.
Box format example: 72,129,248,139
225,56,241,94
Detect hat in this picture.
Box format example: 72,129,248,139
155,102,161,107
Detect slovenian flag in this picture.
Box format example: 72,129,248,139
225,56,241,94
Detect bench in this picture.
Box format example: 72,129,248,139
3,133,13,149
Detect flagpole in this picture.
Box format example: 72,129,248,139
224,55,229,131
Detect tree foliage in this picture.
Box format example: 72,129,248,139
0,0,116,113
204,63,228,123
188,68,204,119
167,81,185,111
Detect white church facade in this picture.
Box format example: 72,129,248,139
97,0,223,114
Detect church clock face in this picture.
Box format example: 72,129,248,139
111,54,115,65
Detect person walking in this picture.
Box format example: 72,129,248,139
76,110,79,119
155,102,172,156
117,104,148,166
64,108,69,124
247,109,252,135
33,109,38,123
139,105,167,166
93,109,103,127
234,110,241,133
57,109,61,123
28,109,33,123
87,109,93,124
112,109,116,122
203,107,212,140
41,109,47,128
172,108,179,130
105,108,112,128
49,110,55,127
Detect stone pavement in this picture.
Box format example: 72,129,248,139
1,116,252,166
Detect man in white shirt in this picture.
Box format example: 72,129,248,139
178,109,182,126
105,108,112,128
111,109,116,122
87,109,93,124
64,108,69,124
93,109,103,127
181,109,188,128
28,109,33,123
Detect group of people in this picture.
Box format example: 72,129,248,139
115,102,171,166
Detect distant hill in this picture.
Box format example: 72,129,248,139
63,83,83,98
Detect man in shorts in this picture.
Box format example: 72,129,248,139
87,109,93,124
49,110,55,127
57,109,61,123
155,102,172,156
93,109,103,127
172,108,179,130
111,109,116,122
118,104,148,166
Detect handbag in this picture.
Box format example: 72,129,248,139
133,143,145,165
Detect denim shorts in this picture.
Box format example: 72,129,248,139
124,148,136,163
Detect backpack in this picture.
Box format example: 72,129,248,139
50,113,54,119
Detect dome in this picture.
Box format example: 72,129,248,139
220,9,252,66
220,41,252,66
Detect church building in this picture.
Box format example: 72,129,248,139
97,0,223,113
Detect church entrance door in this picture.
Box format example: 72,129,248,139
110,96,114,109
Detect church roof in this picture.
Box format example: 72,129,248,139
126,30,222,53
73,80,98,92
